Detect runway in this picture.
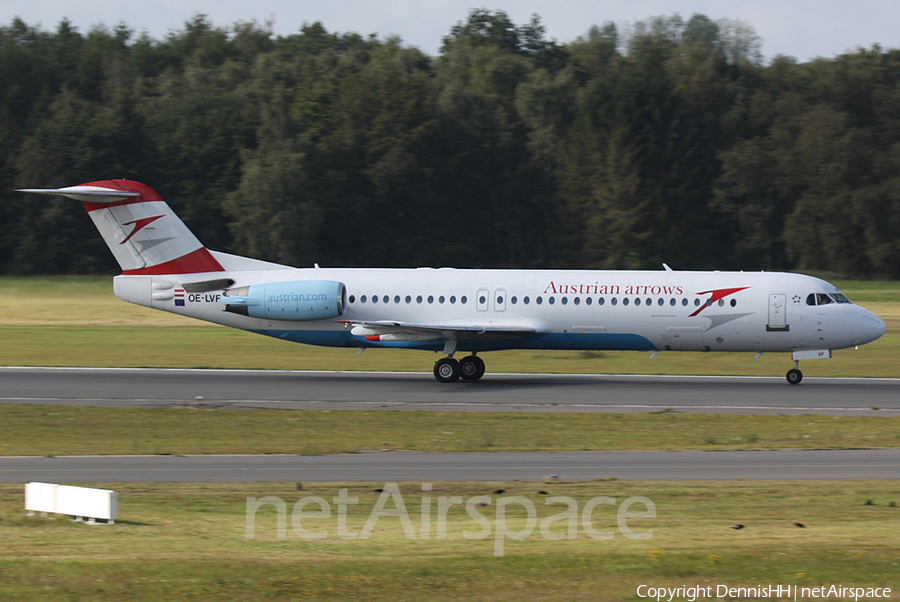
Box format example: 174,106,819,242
1,367,899,415
3,367,899,483
2,449,899,483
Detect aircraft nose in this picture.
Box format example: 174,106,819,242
859,311,886,345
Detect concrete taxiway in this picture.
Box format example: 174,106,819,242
2,449,899,483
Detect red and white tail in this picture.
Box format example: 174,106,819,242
18,180,225,275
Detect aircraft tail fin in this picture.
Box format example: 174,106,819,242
18,180,226,275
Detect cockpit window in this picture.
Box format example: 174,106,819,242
807,292,849,305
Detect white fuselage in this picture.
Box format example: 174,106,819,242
114,261,885,355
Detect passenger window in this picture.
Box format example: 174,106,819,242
349,295,356,303
450,296,456,304
574,297,580,306
523,296,530,305
417,295,423,304
682,298,688,306
405,295,411,304
439,295,445,304
511,296,517,305
394,295,401,304
461,296,467,304
730,299,737,307
361,295,367,303
536,297,543,305
428,295,434,304
586,297,592,306
611,298,617,306
635,298,641,306
623,298,630,306
383,295,389,304
598,297,604,306
549,297,556,305
561,297,567,305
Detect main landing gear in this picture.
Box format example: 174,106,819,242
434,354,485,383
786,360,803,385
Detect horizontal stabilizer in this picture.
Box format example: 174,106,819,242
17,186,139,204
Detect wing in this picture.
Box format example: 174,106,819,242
343,320,536,343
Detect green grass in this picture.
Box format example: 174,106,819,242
1,276,898,376
1,481,898,601
1,405,899,456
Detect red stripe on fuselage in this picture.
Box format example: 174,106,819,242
121,247,225,275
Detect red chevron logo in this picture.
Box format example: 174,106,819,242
689,287,750,317
120,215,164,244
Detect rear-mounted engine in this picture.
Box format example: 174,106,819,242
222,280,346,320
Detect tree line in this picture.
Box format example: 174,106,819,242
1,11,899,277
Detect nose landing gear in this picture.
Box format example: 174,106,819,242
786,360,803,385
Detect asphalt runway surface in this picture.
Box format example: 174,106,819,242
2,367,899,483
3,449,900,483
1,367,898,415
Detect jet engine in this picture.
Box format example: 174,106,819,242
222,280,346,320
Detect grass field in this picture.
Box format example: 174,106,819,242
2,405,900,456
1,276,898,377
1,481,898,601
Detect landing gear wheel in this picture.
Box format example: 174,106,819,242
786,368,803,385
459,356,486,381
434,358,461,383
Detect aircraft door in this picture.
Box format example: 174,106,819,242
476,288,489,312
493,288,507,312
767,293,789,331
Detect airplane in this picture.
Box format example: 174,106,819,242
19,179,886,384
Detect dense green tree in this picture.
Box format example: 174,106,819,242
1,11,900,277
